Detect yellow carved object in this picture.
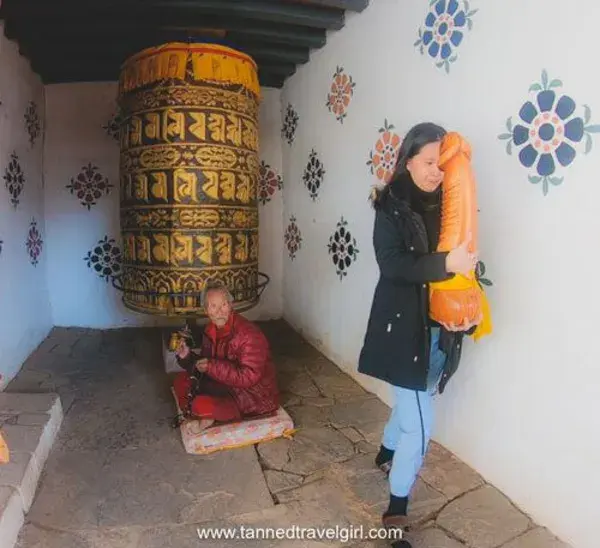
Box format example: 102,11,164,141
0,431,8,464
118,42,261,316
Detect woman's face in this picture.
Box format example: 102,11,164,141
406,141,443,192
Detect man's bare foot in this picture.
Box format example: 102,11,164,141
185,418,215,434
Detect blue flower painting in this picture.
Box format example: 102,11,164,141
414,0,478,73
499,70,600,195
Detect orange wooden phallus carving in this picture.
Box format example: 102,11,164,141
429,131,482,326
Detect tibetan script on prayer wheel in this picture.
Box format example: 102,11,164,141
116,43,263,316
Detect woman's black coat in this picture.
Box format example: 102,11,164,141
358,188,468,393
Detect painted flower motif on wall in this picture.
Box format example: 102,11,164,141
3,151,25,208
498,70,600,195
66,163,113,209
326,66,355,123
475,260,493,287
414,0,478,73
84,236,122,283
26,218,43,266
24,101,41,147
328,216,359,280
102,110,121,142
258,161,283,205
284,216,302,260
282,104,299,145
367,119,402,184
303,149,325,201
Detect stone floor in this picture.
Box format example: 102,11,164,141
5,320,569,548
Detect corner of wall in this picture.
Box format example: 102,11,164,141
40,83,55,327
242,85,286,322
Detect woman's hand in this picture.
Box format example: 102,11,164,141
441,312,483,332
445,234,478,275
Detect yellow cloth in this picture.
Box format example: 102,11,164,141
429,272,492,341
119,42,261,99
0,431,9,464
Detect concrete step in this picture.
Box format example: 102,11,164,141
0,393,63,548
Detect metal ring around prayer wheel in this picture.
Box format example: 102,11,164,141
114,42,266,317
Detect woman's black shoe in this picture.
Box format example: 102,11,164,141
382,494,410,532
375,444,394,475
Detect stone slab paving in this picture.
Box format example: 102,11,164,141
501,527,573,548
419,441,485,500
409,526,467,547
1,320,573,548
436,485,531,548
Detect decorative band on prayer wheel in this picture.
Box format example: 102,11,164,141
115,42,264,316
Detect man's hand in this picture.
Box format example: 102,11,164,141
195,359,208,373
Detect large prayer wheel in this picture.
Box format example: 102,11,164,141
116,43,264,316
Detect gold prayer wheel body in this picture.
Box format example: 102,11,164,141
116,43,263,317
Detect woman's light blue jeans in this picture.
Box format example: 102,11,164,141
382,327,447,497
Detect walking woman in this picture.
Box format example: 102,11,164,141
358,122,480,541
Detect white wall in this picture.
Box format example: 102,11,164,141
0,24,52,389
281,1,599,547
44,82,284,328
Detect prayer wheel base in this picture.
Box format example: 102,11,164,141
113,271,270,318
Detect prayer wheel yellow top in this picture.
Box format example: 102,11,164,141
118,42,261,100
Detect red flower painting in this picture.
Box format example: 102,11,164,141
367,119,402,184
258,161,283,205
326,66,355,123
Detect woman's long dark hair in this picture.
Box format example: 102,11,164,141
370,122,447,209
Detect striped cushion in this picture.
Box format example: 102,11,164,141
171,388,295,455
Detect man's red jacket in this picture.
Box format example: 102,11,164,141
199,312,280,417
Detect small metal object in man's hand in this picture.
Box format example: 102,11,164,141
169,324,195,353
170,325,206,427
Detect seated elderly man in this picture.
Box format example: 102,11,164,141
172,282,280,430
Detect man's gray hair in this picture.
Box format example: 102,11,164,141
202,280,234,306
